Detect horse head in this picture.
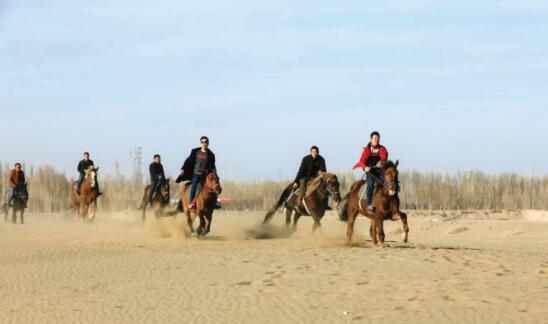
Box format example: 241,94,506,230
85,166,99,189
205,171,222,195
159,178,171,204
318,171,341,205
382,160,400,196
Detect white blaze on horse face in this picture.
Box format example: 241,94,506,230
389,189,396,196
90,171,96,188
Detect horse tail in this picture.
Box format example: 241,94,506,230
338,193,350,222
263,185,292,224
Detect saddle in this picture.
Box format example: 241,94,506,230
184,181,204,200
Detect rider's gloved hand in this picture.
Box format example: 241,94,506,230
293,182,299,189
364,167,371,172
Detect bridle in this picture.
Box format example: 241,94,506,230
365,167,400,192
205,172,221,194
315,174,340,199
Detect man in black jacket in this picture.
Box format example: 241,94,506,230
293,146,327,212
176,136,217,209
147,154,166,204
77,152,101,196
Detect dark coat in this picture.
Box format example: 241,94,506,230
179,148,216,182
149,162,165,182
77,159,95,174
294,155,327,183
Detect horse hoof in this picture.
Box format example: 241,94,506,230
191,233,197,238
376,243,384,248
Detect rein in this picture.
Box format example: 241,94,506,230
364,168,399,191
315,176,339,199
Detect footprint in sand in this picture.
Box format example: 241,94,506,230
449,227,469,234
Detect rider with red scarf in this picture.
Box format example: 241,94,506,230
353,131,388,211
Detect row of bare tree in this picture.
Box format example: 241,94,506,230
1,162,546,212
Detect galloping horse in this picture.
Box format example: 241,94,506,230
3,183,28,224
139,178,171,221
339,160,409,246
263,172,341,233
179,171,222,238
71,166,100,222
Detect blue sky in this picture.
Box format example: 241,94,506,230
1,1,547,180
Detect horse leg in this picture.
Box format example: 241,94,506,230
20,209,24,224
285,208,293,229
292,212,302,233
185,210,194,236
197,214,206,237
12,208,16,224
311,214,322,234
90,202,97,221
398,212,409,243
204,212,212,235
142,203,147,222
369,219,378,246
346,207,358,245
375,214,385,247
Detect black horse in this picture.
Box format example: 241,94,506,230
139,178,171,221
3,183,29,224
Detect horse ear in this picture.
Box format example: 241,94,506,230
95,166,100,172
318,171,325,176
395,160,399,167
166,178,171,182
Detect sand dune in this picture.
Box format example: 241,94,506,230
1,210,547,323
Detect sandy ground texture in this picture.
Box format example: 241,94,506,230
0,209,547,324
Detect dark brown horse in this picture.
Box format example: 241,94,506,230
179,171,221,237
340,160,409,246
139,178,171,221
263,172,342,232
3,183,28,224
71,166,100,222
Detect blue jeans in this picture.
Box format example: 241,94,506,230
190,174,204,203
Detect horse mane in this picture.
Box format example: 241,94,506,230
383,160,396,170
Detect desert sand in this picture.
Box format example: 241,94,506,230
1,209,547,323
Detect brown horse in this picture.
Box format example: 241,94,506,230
139,178,171,221
3,183,28,224
340,160,409,246
179,171,221,237
263,172,342,232
70,166,100,222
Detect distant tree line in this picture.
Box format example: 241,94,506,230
1,161,546,212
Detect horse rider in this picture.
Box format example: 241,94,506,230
77,152,101,196
4,162,26,208
353,131,388,211
147,154,166,206
293,146,327,213
176,136,218,209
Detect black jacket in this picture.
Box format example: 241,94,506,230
149,162,165,182
179,148,216,182
77,159,94,174
294,155,326,183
